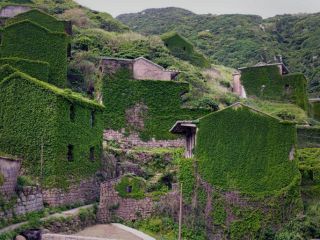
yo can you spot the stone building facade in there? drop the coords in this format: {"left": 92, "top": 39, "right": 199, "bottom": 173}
{"left": 97, "top": 178, "right": 155, "bottom": 222}
{"left": 104, "top": 129, "right": 185, "bottom": 149}
{"left": 0, "top": 156, "right": 21, "bottom": 198}
{"left": 100, "top": 57, "right": 180, "bottom": 81}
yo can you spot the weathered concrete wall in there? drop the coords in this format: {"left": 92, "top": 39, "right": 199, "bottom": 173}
{"left": 0, "top": 5, "right": 31, "bottom": 18}
{"left": 133, "top": 58, "right": 175, "bottom": 81}
{"left": 100, "top": 57, "right": 178, "bottom": 81}
{"left": 104, "top": 129, "right": 185, "bottom": 149}
{"left": 42, "top": 178, "right": 100, "bottom": 207}
{"left": 0, "top": 157, "right": 21, "bottom": 198}
{"left": 0, "top": 186, "right": 43, "bottom": 220}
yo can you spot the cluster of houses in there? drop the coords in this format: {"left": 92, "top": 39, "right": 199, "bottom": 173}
{"left": 0, "top": 4, "right": 318, "bottom": 218}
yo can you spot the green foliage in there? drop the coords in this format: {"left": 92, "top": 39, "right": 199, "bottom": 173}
{"left": 103, "top": 69, "right": 209, "bottom": 140}
{"left": 17, "top": 175, "right": 37, "bottom": 187}
{"left": 0, "top": 57, "right": 49, "bottom": 82}
{"left": 309, "top": 101, "right": 320, "bottom": 121}
{"left": 117, "top": 8, "right": 320, "bottom": 96}
{"left": 0, "top": 173, "right": 4, "bottom": 186}
{"left": 0, "top": 20, "right": 69, "bottom": 88}
{"left": 6, "top": 9, "right": 66, "bottom": 33}
{"left": 177, "top": 158, "right": 195, "bottom": 204}
{"left": 115, "top": 175, "right": 146, "bottom": 199}
{"left": 243, "top": 99, "right": 309, "bottom": 125}
{"left": 196, "top": 104, "right": 300, "bottom": 195}
{"left": 240, "top": 66, "right": 308, "bottom": 110}
{"left": 0, "top": 72, "right": 104, "bottom": 188}
{"left": 161, "top": 31, "right": 210, "bottom": 68}
{"left": 127, "top": 216, "right": 206, "bottom": 240}
{"left": 230, "top": 211, "right": 263, "bottom": 240}
{"left": 212, "top": 198, "right": 227, "bottom": 226}
{"left": 298, "top": 148, "right": 320, "bottom": 184}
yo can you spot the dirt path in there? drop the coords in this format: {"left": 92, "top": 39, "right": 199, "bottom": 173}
{"left": 75, "top": 224, "right": 143, "bottom": 240}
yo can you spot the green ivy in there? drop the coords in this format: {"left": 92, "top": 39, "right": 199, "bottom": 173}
{"left": 6, "top": 9, "right": 67, "bottom": 33}
{"left": 0, "top": 57, "right": 49, "bottom": 82}
{"left": 240, "top": 65, "right": 308, "bottom": 110}
{"left": 161, "top": 31, "right": 210, "bottom": 68}
{"left": 309, "top": 101, "right": 320, "bottom": 121}
{"left": 196, "top": 104, "right": 300, "bottom": 195}
{"left": 177, "top": 158, "right": 195, "bottom": 204}
{"left": 0, "top": 173, "right": 4, "bottom": 186}
{"left": 115, "top": 175, "right": 146, "bottom": 199}
{"left": 103, "top": 69, "right": 209, "bottom": 140}
{"left": 0, "top": 20, "right": 69, "bottom": 88}
{"left": 0, "top": 71, "right": 104, "bottom": 189}
{"left": 230, "top": 211, "right": 263, "bottom": 240}
{"left": 212, "top": 198, "right": 227, "bottom": 226}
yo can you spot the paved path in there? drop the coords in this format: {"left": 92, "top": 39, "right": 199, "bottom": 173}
{"left": 75, "top": 224, "right": 155, "bottom": 240}
{"left": 0, "top": 204, "right": 94, "bottom": 235}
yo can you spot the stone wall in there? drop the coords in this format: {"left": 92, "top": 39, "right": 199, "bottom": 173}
{"left": 104, "top": 129, "right": 185, "bottom": 149}
{"left": 0, "top": 186, "right": 43, "bottom": 219}
{"left": 100, "top": 58, "right": 133, "bottom": 76}
{"left": 0, "top": 5, "right": 31, "bottom": 18}
{"left": 42, "top": 178, "right": 100, "bottom": 207}
{"left": 0, "top": 156, "right": 21, "bottom": 198}
{"left": 42, "top": 234, "right": 105, "bottom": 240}
{"left": 97, "top": 178, "right": 155, "bottom": 222}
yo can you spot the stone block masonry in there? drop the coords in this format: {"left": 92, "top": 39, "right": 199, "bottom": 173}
{"left": 0, "top": 186, "right": 43, "bottom": 220}
{"left": 97, "top": 178, "right": 154, "bottom": 222}
{"left": 0, "top": 156, "right": 21, "bottom": 198}
{"left": 42, "top": 178, "right": 100, "bottom": 207}
{"left": 104, "top": 129, "right": 185, "bottom": 149}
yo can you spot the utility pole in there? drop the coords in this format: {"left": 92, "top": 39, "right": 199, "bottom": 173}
{"left": 40, "top": 137, "right": 44, "bottom": 181}
{"left": 178, "top": 183, "right": 183, "bottom": 240}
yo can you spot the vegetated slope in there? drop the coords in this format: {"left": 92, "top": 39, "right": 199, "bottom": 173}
{"left": 117, "top": 8, "right": 320, "bottom": 96}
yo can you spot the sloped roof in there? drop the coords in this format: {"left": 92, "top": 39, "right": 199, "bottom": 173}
{"left": 0, "top": 71, "right": 104, "bottom": 110}
{"left": 198, "top": 102, "right": 285, "bottom": 122}
{"left": 170, "top": 120, "right": 197, "bottom": 134}
{"left": 238, "top": 62, "right": 289, "bottom": 74}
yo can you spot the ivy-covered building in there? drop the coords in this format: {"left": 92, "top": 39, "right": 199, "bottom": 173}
{"left": 233, "top": 62, "right": 308, "bottom": 110}
{"left": 171, "top": 103, "right": 302, "bottom": 238}
{"left": 0, "top": 9, "right": 105, "bottom": 189}
{"left": 100, "top": 61, "right": 209, "bottom": 140}
{"left": 0, "top": 66, "right": 104, "bottom": 188}
{"left": 161, "top": 31, "right": 210, "bottom": 68}
{"left": 0, "top": 9, "right": 70, "bottom": 88}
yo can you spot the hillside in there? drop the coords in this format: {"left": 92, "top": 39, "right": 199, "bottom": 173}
{"left": 117, "top": 7, "right": 320, "bottom": 96}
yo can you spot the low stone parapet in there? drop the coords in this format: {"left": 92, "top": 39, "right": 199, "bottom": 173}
{"left": 42, "top": 234, "right": 109, "bottom": 240}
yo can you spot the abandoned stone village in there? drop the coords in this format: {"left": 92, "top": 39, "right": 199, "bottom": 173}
{"left": 0, "top": 4, "right": 320, "bottom": 240}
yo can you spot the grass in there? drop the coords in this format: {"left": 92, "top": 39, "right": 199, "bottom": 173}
{"left": 243, "top": 98, "right": 309, "bottom": 124}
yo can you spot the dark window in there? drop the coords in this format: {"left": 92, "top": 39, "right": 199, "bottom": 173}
{"left": 183, "top": 46, "right": 186, "bottom": 51}
{"left": 126, "top": 186, "right": 132, "bottom": 193}
{"left": 89, "top": 147, "right": 95, "bottom": 161}
{"left": 70, "top": 105, "right": 75, "bottom": 122}
{"left": 67, "top": 144, "right": 74, "bottom": 162}
{"left": 165, "top": 43, "right": 168, "bottom": 47}
{"left": 90, "top": 110, "right": 95, "bottom": 128}
{"left": 67, "top": 43, "right": 72, "bottom": 58}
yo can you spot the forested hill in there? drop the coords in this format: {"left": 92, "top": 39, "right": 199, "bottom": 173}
{"left": 117, "top": 7, "right": 320, "bottom": 96}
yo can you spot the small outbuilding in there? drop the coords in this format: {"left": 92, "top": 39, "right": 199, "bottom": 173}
{"left": 100, "top": 56, "right": 180, "bottom": 81}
